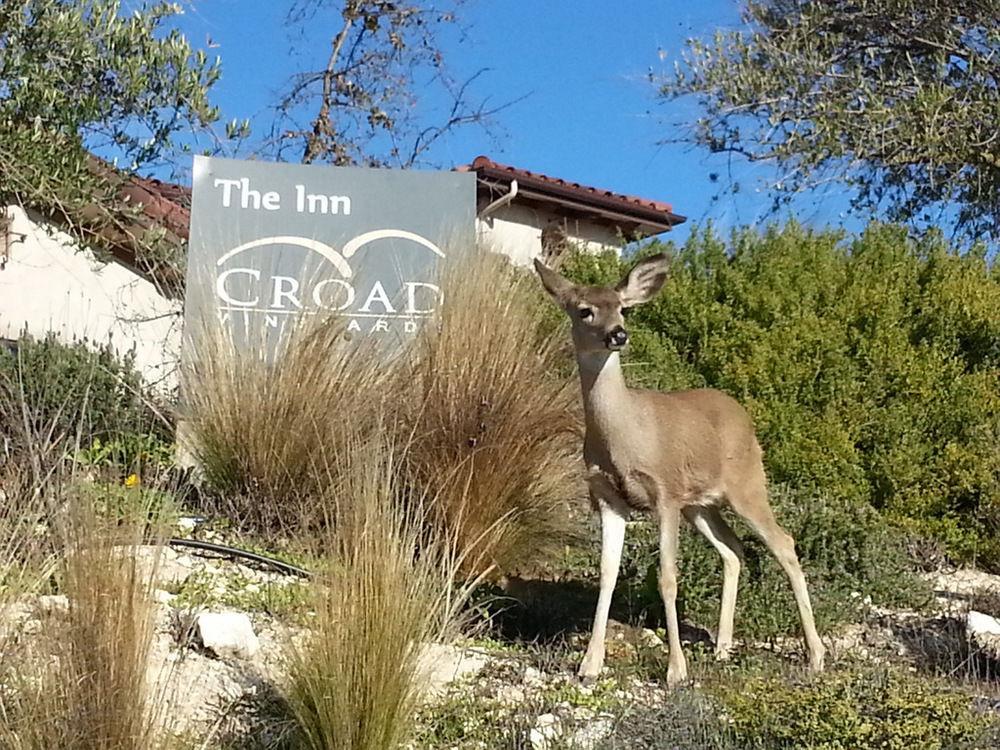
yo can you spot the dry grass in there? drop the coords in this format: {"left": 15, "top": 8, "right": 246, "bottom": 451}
{"left": 284, "top": 434, "right": 476, "bottom": 750}
{"left": 397, "top": 250, "right": 583, "bottom": 576}
{"left": 182, "top": 247, "right": 583, "bottom": 577}
{"left": 5, "top": 498, "right": 165, "bottom": 750}
{"left": 180, "top": 310, "right": 390, "bottom": 537}
{"left": 0, "top": 353, "right": 70, "bottom": 624}
{"left": 0, "top": 355, "right": 173, "bottom": 750}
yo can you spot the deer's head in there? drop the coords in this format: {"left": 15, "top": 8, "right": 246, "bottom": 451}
{"left": 533, "top": 253, "right": 669, "bottom": 354}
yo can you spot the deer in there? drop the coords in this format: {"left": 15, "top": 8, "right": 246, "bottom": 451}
{"left": 534, "top": 253, "right": 826, "bottom": 687}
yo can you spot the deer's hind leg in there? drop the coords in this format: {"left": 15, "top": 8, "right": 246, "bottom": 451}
{"left": 727, "top": 473, "right": 825, "bottom": 672}
{"left": 683, "top": 505, "right": 743, "bottom": 660}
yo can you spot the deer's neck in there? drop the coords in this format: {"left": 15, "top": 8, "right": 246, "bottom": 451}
{"left": 577, "top": 351, "right": 635, "bottom": 435}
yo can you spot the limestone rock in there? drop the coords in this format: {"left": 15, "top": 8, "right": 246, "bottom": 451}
{"left": 568, "top": 714, "right": 615, "bottom": 750}
{"left": 37, "top": 594, "right": 69, "bottom": 617}
{"left": 417, "top": 642, "right": 488, "bottom": 697}
{"left": 529, "top": 713, "right": 562, "bottom": 750}
{"left": 967, "top": 610, "right": 1000, "bottom": 639}
{"left": 967, "top": 610, "right": 1000, "bottom": 658}
{"left": 196, "top": 611, "right": 260, "bottom": 660}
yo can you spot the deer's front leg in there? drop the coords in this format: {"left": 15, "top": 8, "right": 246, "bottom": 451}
{"left": 658, "top": 505, "right": 688, "bottom": 686}
{"left": 579, "top": 472, "right": 627, "bottom": 683}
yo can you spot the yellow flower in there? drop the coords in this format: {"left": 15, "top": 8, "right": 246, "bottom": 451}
{"left": 124, "top": 474, "right": 140, "bottom": 488}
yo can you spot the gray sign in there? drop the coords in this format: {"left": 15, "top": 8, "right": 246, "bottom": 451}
{"left": 183, "top": 156, "right": 475, "bottom": 350}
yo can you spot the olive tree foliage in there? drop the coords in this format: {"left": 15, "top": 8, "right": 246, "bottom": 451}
{"left": 661, "top": 0, "right": 1000, "bottom": 243}
{"left": 0, "top": 0, "right": 222, "bottom": 281}
{"left": 273, "top": 0, "right": 508, "bottom": 167}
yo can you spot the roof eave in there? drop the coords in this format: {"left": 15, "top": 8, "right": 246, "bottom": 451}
{"left": 473, "top": 164, "right": 685, "bottom": 233}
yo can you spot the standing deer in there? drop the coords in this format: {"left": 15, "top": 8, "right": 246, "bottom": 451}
{"left": 534, "top": 253, "right": 825, "bottom": 686}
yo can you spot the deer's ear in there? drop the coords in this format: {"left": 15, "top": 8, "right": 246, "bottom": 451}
{"left": 533, "top": 258, "right": 575, "bottom": 304}
{"left": 616, "top": 253, "right": 669, "bottom": 307}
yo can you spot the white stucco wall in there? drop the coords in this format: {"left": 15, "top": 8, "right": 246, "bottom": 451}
{"left": 0, "top": 205, "right": 182, "bottom": 391}
{"left": 476, "top": 203, "right": 622, "bottom": 266}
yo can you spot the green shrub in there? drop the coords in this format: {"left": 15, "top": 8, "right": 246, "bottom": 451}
{"left": 712, "top": 666, "right": 998, "bottom": 749}
{"left": 562, "top": 222, "right": 1000, "bottom": 569}
{"left": 0, "top": 334, "right": 171, "bottom": 473}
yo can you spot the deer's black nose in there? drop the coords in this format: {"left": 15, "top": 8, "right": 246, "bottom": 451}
{"left": 606, "top": 327, "right": 628, "bottom": 349}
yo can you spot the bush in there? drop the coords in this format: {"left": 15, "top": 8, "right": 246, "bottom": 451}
{"left": 397, "top": 251, "right": 583, "bottom": 577}
{"left": 180, "top": 312, "right": 389, "bottom": 537}
{"left": 283, "top": 436, "right": 473, "bottom": 750}
{"left": 712, "top": 666, "right": 998, "bottom": 749}
{"left": 0, "top": 334, "right": 171, "bottom": 474}
{"left": 561, "top": 222, "right": 1000, "bottom": 569}
{"left": 183, "top": 249, "right": 583, "bottom": 575}
{"left": 0, "top": 487, "right": 170, "bottom": 750}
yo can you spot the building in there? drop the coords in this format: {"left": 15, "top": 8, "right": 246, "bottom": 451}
{"left": 461, "top": 155, "right": 685, "bottom": 266}
{"left": 0, "top": 157, "right": 683, "bottom": 386}
{"left": 0, "top": 172, "right": 189, "bottom": 389}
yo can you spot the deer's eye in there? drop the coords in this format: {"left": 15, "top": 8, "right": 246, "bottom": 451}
{"left": 578, "top": 308, "right": 594, "bottom": 320}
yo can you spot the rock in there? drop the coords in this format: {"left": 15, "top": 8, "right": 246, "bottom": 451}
{"left": 147, "top": 631, "right": 251, "bottom": 737}
{"left": 495, "top": 685, "right": 526, "bottom": 704}
{"left": 417, "top": 643, "right": 488, "bottom": 697}
{"left": 928, "top": 568, "right": 1000, "bottom": 615}
{"left": 37, "top": 594, "right": 69, "bottom": 617}
{"left": 568, "top": 714, "right": 615, "bottom": 750}
{"left": 0, "top": 599, "right": 37, "bottom": 639}
{"left": 523, "top": 666, "right": 545, "bottom": 687}
{"left": 176, "top": 517, "right": 200, "bottom": 534}
{"left": 529, "top": 713, "right": 562, "bottom": 750}
{"left": 965, "top": 611, "right": 1000, "bottom": 660}
{"left": 967, "top": 611, "right": 1000, "bottom": 639}
{"left": 638, "top": 627, "right": 664, "bottom": 649}
{"left": 130, "top": 545, "right": 192, "bottom": 588}
{"left": 196, "top": 612, "right": 260, "bottom": 659}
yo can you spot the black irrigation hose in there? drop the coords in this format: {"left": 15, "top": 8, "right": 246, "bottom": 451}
{"left": 166, "top": 537, "right": 313, "bottom": 579}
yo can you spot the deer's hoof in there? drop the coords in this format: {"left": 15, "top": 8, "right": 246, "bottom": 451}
{"left": 577, "top": 662, "right": 601, "bottom": 684}
{"left": 809, "top": 649, "right": 826, "bottom": 674}
{"left": 666, "top": 662, "right": 689, "bottom": 688}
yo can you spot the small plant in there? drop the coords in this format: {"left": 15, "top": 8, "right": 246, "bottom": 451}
{"left": 282, "top": 435, "right": 477, "bottom": 750}
{"left": 75, "top": 434, "right": 175, "bottom": 478}
{"left": 74, "top": 479, "right": 180, "bottom": 530}
{"left": 169, "top": 568, "right": 312, "bottom": 622}
{"left": 180, "top": 310, "right": 389, "bottom": 538}
{"left": 0, "top": 333, "right": 171, "bottom": 471}
{"left": 711, "top": 665, "right": 999, "bottom": 749}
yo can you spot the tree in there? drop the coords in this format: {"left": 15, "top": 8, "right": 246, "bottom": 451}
{"left": 0, "top": 0, "right": 223, "bottom": 282}
{"left": 272, "top": 0, "right": 508, "bottom": 167}
{"left": 660, "top": 0, "right": 1000, "bottom": 243}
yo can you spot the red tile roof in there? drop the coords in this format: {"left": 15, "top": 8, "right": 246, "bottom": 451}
{"left": 80, "top": 159, "right": 191, "bottom": 295}
{"left": 121, "top": 174, "right": 192, "bottom": 242}
{"left": 460, "top": 155, "right": 685, "bottom": 233}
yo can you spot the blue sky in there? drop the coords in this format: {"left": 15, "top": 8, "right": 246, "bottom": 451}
{"left": 172, "top": 0, "right": 862, "bottom": 245}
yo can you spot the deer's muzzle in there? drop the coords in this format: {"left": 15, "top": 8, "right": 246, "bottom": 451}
{"left": 605, "top": 327, "right": 628, "bottom": 350}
